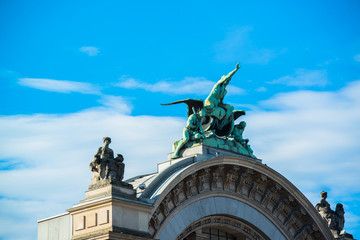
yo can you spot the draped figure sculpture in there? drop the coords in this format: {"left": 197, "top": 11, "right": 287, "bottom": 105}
{"left": 315, "top": 191, "right": 345, "bottom": 237}
{"left": 89, "top": 137, "right": 125, "bottom": 184}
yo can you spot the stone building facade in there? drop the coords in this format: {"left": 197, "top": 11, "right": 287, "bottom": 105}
{"left": 38, "top": 65, "right": 355, "bottom": 239}
{"left": 38, "top": 144, "right": 353, "bottom": 240}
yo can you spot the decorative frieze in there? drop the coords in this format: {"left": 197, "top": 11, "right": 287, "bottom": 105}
{"left": 162, "top": 194, "right": 174, "bottom": 216}
{"left": 185, "top": 174, "right": 198, "bottom": 197}
{"left": 149, "top": 164, "right": 326, "bottom": 240}
{"left": 173, "top": 181, "right": 186, "bottom": 206}
{"left": 211, "top": 165, "right": 224, "bottom": 190}
{"left": 224, "top": 166, "right": 239, "bottom": 192}
{"left": 198, "top": 167, "right": 211, "bottom": 192}
{"left": 248, "top": 174, "right": 268, "bottom": 202}
{"left": 236, "top": 169, "right": 254, "bottom": 196}
{"left": 261, "top": 183, "right": 282, "bottom": 212}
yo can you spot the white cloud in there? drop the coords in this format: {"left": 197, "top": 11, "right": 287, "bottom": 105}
{"left": 243, "top": 81, "right": 360, "bottom": 233}
{"left": 18, "top": 78, "right": 101, "bottom": 94}
{"left": 214, "top": 26, "right": 280, "bottom": 65}
{"left": 354, "top": 54, "right": 360, "bottom": 62}
{"left": 80, "top": 46, "right": 99, "bottom": 56}
{"left": 269, "top": 69, "right": 329, "bottom": 87}
{"left": 1, "top": 81, "right": 360, "bottom": 238}
{"left": 255, "top": 86, "right": 267, "bottom": 92}
{"left": 97, "top": 95, "right": 133, "bottom": 114}
{"left": 0, "top": 108, "right": 185, "bottom": 239}
{"left": 245, "top": 80, "right": 360, "bottom": 200}
{"left": 116, "top": 76, "right": 245, "bottom": 96}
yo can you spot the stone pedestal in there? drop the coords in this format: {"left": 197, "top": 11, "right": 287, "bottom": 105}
{"left": 337, "top": 232, "right": 355, "bottom": 240}
{"left": 67, "top": 181, "right": 153, "bottom": 240}
{"left": 159, "top": 144, "right": 261, "bottom": 172}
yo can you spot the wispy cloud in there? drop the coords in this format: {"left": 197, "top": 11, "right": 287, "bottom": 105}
{"left": 18, "top": 78, "right": 101, "bottom": 94}
{"left": 97, "top": 95, "right": 133, "bottom": 114}
{"left": 0, "top": 107, "right": 184, "bottom": 239}
{"left": 317, "top": 57, "right": 339, "bottom": 67}
{"left": 214, "top": 26, "right": 282, "bottom": 65}
{"left": 354, "top": 54, "right": 360, "bottom": 62}
{"left": 246, "top": 80, "right": 360, "bottom": 194}
{"left": 269, "top": 69, "right": 329, "bottom": 87}
{"left": 116, "top": 76, "right": 245, "bottom": 96}
{"left": 245, "top": 80, "right": 360, "bottom": 232}
{"left": 80, "top": 46, "right": 99, "bottom": 56}
{"left": 255, "top": 86, "right": 267, "bottom": 92}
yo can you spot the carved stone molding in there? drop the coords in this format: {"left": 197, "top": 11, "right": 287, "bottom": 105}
{"left": 148, "top": 160, "right": 333, "bottom": 240}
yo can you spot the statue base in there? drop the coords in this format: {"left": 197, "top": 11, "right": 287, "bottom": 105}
{"left": 336, "top": 231, "right": 354, "bottom": 239}
{"left": 67, "top": 179, "right": 152, "bottom": 240}
{"left": 85, "top": 179, "right": 135, "bottom": 202}
{"left": 172, "top": 133, "right": 256, "bottom": 160}
{"left": 163, "top": 144, "right": 261, "bottom": 172}
{"left": 89, "top": 178, "right": 132, "bottom": 190}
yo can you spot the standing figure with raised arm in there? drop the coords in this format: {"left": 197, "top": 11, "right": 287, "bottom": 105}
{"left": 204, "top": 63, "right": 240, "bottom": 132}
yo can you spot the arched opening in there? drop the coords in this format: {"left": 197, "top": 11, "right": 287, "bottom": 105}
{"left": 177, "top": 214, "right": 271, "bottom": 240}
{"left": 185, "top": 227, "right": 238, "bottom": 240}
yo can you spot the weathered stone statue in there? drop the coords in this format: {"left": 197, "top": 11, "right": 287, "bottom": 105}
{"left": 89, "top": 137, "right": 125, "bottom": 184}
{"left": 162, "top": 63, "right": 255, "bottom": 159}
{"left": 315, "top": 191, "right": 346, "bottom": 238}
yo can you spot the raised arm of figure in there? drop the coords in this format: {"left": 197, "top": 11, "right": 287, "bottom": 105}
{"left": 219, "top": 63, "right": 241, "bottom": 86}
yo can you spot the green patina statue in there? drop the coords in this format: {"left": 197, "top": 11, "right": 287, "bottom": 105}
{"left": 172, "top": 108, "right": 206, "bottom": 158}
{"left": 163, "top": 63, "right": 255, "bottom": 159}
{"left": 232, "top": 121, "right": 253, "bottom": 155}
{"left": 203, "top": 63, "right": 239, "bottom": 133}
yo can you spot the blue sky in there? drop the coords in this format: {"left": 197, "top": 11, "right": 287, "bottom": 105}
{"left": 1, "top": 1, "right": 360, "bottom": 239}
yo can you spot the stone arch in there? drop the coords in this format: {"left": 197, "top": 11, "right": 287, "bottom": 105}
{"left": 158, "top": 196, "right": 285, "bottom": 240}
{"left": 176, "top": 214, "right": 272, "bottom": 240}
{"left": 148, "top": 156, "right": 334, "bottom": 240}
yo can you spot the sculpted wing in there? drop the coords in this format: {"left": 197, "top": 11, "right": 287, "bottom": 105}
{"left": 233, "top": 110, "right": 246, "bottom": 120}
{"left": 161, "top": 99, "right": 204, "bottom": 116}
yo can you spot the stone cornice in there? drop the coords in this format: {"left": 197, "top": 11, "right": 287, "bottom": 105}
{"left": 68, "top": 195, "right": 152, "bottom": 214}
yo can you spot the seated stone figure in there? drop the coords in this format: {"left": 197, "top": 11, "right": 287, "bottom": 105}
{"left": 232, "top": 121, "right": 249, "bottom": 145}
{"left": 315, "top": 191, "right": 345, "bottom": 237}
{"left": 89, "top": 137, "right": 125, "bottom": 183}
{"left": 112, "top": 154, "right": 125, "bottom": 182}
{"left": 172, "top": 109, "right": 206, "bottom": 159}
{"left": 232, "top": 121, "right": 253, "bottom": 154}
